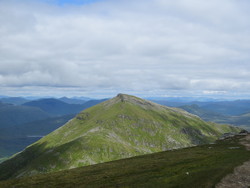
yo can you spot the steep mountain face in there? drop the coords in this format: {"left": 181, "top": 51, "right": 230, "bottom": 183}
{"left": 0, "top": 94, "right": 240, "bottom": 180}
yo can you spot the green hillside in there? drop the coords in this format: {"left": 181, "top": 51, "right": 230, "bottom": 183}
{"left": 0, "top": 135, "right": 249, "bottom": 188}
{"left": 0, "top": 94, "right": 240, "bottom": 180}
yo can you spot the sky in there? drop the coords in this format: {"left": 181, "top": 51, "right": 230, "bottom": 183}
{"left": 0, "top": 0, "right": 250, "bottom": 98}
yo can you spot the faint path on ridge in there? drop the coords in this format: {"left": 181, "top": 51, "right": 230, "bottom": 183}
{"left": 216, "top": 134, "right": 250, "bottom": 188}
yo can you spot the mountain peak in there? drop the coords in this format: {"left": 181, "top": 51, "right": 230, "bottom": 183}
{"left": 116, "top": 93, "right": 136, "bottom": 102}
{"left": 0, "top": 94, "right": 240, "bottom": 180}
{"left": 116, "top": 93, "right": 126, "bottom": 102}
{"left": 113, "top": 93, "right": 155, "bottom": 107}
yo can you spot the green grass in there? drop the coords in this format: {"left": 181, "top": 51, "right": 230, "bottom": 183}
{"left": 0, "top": 135, "right": 249, "bottom": 188}
{"left": 0, "top": 94, "right": 241, "bottom": 180}
{"left": 0, "top": 158, "right": 8, "bottom": 164}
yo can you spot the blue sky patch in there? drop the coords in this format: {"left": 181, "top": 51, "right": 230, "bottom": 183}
{"left": 43, "top": 0, "right": 102, "bottom": 6}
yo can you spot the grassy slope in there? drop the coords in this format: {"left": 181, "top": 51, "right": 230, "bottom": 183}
{"left": 0, "top": 94, "right": 240, "bottom": 180}
{"left": 0, "top": 135, "right": 249, "bottom": 188}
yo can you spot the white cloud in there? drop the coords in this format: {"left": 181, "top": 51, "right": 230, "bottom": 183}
{"left": 0, "top": 0, "right": 250, "bottom": 97}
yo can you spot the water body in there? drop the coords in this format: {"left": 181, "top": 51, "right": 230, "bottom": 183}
{"left": 26, "top": 135, "right": 44, "bottom": 138}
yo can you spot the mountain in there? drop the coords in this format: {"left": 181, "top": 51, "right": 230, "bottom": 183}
{"left": 228, "top": 113, "right": 250, "bottom": 130}
{"left": 0, "top": 102, "right": 8, "bottom": 108}
{"left": 22, "top": 98, "right": 86, "bottom": 116}
{"left": 200, "top": 100, "right": 250, "bottom": 116}
{"left": 72, "top": 96, "right": 92, "bottom": 101}
{"left": 23, "top": 98, "right": 106, "bottom": 116}
{"left": 0, "top": 98, "right": 105, "bottom": 161}
{"left": 58, "top": 97, "right": 86, "bottom": 104}
{"left": 12, "top": 114, "right": 75, "bottom": 136}
{"left": 150, "top": 99, "right": 250, "bottom": 116}
{"left": 0, "top": 97, "right": 30, "bottom": 105}
{"left": 0, "top": 115, "right": 74, "bottom": 159}
{"left": 0, "top": 94, "right": 240, "bottom": 180}
{"left": 81, "top": 98, "right": 108, "bottom": 108}
{"left": 180, "top": 104, "right": 229, "bottom": 123}
{"left": 0, "top": 134, "right": 249, "bottom": 188}
{"left": 0, "top": 103, "right": 50, "bottom": 128}
{"left": 180, "top": 104, "right": 250, "bottom": 130}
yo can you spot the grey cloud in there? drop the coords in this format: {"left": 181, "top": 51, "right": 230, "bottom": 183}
{"left": 0, "top": 0, "right": 250, "bottom": 97}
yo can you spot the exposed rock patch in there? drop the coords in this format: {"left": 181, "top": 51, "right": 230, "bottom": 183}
{"left": 216, "top": 134, "right": 250, "bottom": 188}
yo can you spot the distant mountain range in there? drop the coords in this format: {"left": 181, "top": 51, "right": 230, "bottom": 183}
{"left": 153, "top": 99, "right": 250, "bottom": 116}
{"left": 22, "top": 98, "right": 86, "bottom": 116}
{"left": 1, "top": 94, "right": 250, "bottom": 166}
{"left": 152, "top": 99, "right": 250, "bottom": 130}
{"left": 0, "top": 94, "right": 239, "bottom": 180}
{"left": 199, "top": 100, "right": 250, "bottom": 116}
{"left": 0, "top": 103, "right": 50, "bottom": 128}
{"left": 58, "top": 97, "right": 86, "bottom": 104}
{"left": 0, "top": 98, "right": 107, "bottom": 160}
{"left": 0, "top": 97, "right": 30, "bottom": 105}
{"left": 180, "top": 104, "right": 250, "bottom": 130}
{"left": 0, "top": 96, "right": 94, "bottom": 105}
{"left": 0, "top": 115, "right": 74, "bottom": 158}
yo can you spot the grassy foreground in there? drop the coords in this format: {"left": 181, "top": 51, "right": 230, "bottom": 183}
{"left": 0, "top": 135, "right": 249, "bottom": 188}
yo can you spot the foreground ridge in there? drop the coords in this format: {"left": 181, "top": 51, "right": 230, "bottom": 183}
{"left": 0, "top": 134, "right": 249, "bottom": 188}
{"left": 216, "top": 134, "right": 250, "bottom": 188}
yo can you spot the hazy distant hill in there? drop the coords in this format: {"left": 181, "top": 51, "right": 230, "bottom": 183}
{"left": 199, "top": 100, "right": 250, "bottom": 116}
{"left": 152, "top": 99, "right": 250, "bottom": 116}
{"left": 58, "top": 97, "right": 86, "bottom": 104}
{"left": 0, "top": 94, "right": 239, "bottom": 179}
{"left": 22, "top": 98, "right": 85, "bottom": 116}
{"left": 180, "top": 104, "right": 229, "bottom": 123}
{"left": 0, "top": 102, "right": 8, "bottom": 108}
{"left": 0, "top": 103, "right": 50, "bottom": 128}
{"left": 180, "top": 104, "right": 250, "bottom": 130}
{"left": 0, "top": 98, "right": 106, "bottom": 161}
{"left": 0, "top": 97, "right": 30, "bottom": 105}
{"left": 0, "top": 115, "right": 74, "bottom": 158}
{"left": 81, "top": 98, "right": 108, "bottom": 108}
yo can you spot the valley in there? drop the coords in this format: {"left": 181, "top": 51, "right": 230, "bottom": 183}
{"left": 0, "top": 97, "right": 106, "bottom": 161}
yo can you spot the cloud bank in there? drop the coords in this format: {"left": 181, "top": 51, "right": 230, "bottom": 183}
{"left": 0, "top": 0, "right": 250, "bottom": 97}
